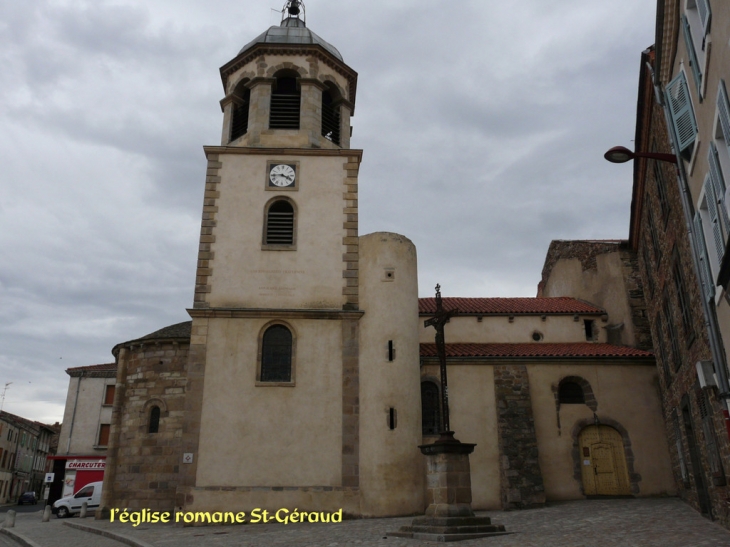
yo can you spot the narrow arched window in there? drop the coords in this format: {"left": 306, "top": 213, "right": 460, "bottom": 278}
{"left": 270, "top": 75, "right": 300, "bottom": 129}
{"left": 321, "top": 88, "right": 340, "bottom": 145}
{"left": 559, "top": 382, "right": 585, "bottom": 404}
{"left": 265, "top": 200, "right": 295, "bottom": 246}
{"left": 421, "top": 381, "right": 441, "bottom": 435}
{"left": 230, "top": 85, "right": 251, "bottom": 141}
{"left": 148, "top": 406, "right": 160, "bottom": 433}
{"left": 261, "top": 326, "right": 293, "bottom": 382}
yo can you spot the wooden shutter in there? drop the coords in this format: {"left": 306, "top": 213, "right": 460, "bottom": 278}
{"left": 681, "top": 15, "right": 702, "bottom": 94}
{"left": 718, "top": 81, "right": 730, "bottom": 151}
{"left": 704, "top": 176, "right": 725, "bottom": 263}
{"left": 666, "top": 72, "right": 698, "bottom": 153}
{"left": 98, "top": 424, "right": 110, "bottom": 446}
{"left": 708, "top": 142, "right": 730, "bottom": 235}
{"left": 694, "top": 211, "right": 717, "bottom": 301}
{"left": 697, "top": 0, "right": 711, "bottom": 35}
{"left": 104, "top": 385, "right": 115, "bottom": 405}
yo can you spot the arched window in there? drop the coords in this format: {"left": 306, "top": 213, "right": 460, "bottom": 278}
{"left": 321, "top": 85, "right": 341, "bottom": 145}
{"left": 264, "top": 200, "right": 295, "bottom": 246}
{"left": 559, "top": 381, "right": 585, "bottom": 404}
{"left": 261, "top": 325, "right": 293, "bottom": 382}
{"left": 230, "top": 81, "right": 251, "bottom": 141}
{"left": 421, "top": 381, "right": 441, "bottom": 435}
{"left": 269, "top": 75, "right": 300, "bottom": 129}
{"left": 148, "top": 406, "right": 160, "bottom": 434}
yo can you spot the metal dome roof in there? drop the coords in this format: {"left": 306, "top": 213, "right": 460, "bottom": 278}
{"left": 238, "top": 17, "right": 343, "bottom": 61}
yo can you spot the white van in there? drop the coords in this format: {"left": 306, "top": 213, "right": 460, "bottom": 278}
{"left": 52, "top": 481, "right": 103, "bottom": 518}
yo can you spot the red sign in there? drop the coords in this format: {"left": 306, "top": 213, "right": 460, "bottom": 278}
{"left": 66, "top": 461, "right": 105, "bottom": 470}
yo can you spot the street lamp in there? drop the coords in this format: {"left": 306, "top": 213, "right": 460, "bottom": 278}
{"left": 604, "top": 145, "right": 677, "bottom": 164}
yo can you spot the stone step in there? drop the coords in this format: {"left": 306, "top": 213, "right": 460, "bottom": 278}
{"left": 410, "top": 524, "right": 506, "bottom": 535}
{"left": 411, "top": 516, "right": 494, "bottom": 527}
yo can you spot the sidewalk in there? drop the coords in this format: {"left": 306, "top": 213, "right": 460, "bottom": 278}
{"left": 4, "top": 498, "right": 730, "bottom": 547}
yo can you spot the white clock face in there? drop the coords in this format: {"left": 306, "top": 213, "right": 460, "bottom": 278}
{"left": 269, "top": 164, "right": 296, "bottom": 187}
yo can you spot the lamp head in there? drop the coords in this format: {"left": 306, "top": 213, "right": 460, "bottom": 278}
{"left": 604, "top": 146, "right": 635, "bottom": 164}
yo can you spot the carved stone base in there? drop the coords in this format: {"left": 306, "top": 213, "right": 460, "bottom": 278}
{"left": 389, "top": 515, "right": 509, "bottom": 542}
{"left": 389, "top": 433, "right": 508, "bottom": 542}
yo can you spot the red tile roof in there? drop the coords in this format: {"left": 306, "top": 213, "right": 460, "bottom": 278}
{"left": 418, "top": 297, "right": 604, "bottom": 315}
{"left": 420, "top": 343, "right": 653, "bottom": 359}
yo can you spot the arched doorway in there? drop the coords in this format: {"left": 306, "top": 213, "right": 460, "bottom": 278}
{"left": 579, "top": 425, "right": 631, "bottom": 496}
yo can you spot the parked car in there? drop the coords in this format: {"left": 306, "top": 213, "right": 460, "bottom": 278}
{"left": 52, "top": 481, "right": 103, "bottom": 518}
{"left": 17, "top": 491, "right": 37, "bottom": 505}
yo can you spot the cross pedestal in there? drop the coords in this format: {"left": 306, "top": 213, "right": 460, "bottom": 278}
{"left": 389, "top": 435, "right": 508, "bottom": 542}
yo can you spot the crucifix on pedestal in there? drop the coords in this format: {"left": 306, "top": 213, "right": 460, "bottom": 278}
{"left": 389, "top": 284, "right": 507, "bottom": 541}
{"left": 423, "top": 284, "right": 459, "bottom": 442}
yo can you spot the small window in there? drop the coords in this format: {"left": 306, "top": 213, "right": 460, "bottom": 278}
{"left": 264, "top": 200, "right": 295, "bottom": 246}
{"left": 260, "top": 325, "right": 293, "bottom": 383}
{"left": 103, "top": 385, "right": 115, "bottom": 406}
{"left": 584, "top": 320, "right": 594, "bottom": 341}
{"left": 97, "top": 424, "right": 110, "bottom": 447}
{"left": 558, "top": 382, "right": 585, "bottom": 404}
{"left": 148, "top": 406, "right": 161, "bottom": 434}
{"left": 421, "top": 381, "right": 441, "bottom": 435}
{"left": 269, "top": 75, "right": 300, "bottom": 129}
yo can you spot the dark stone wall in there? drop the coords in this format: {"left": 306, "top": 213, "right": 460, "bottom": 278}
{"left": 494, "top": 364, "right": 545, "bottom": 509}
{"left": 109, "top": 342, "right": 188, "bottom": 511}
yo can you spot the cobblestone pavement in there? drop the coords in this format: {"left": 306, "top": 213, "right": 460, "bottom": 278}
{"left": 5, "top": 498, "right": 730, "bottom": 547}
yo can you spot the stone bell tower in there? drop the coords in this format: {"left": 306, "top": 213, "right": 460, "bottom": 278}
{"left": 175, "top": 0, "right": 371, "bottom": 515}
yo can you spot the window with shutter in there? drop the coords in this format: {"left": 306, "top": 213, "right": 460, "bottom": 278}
{"left": 269, "top": 75, "right": 300, "bottom": 130}
{"left": 708, "top": 142, "right": 730, "bottom": 234}
{"left": 703, "top": 176, "right": 725, "bottom": 264}
{"left": 321, "top": 87, "right": 341, "bottom": 145}
{"left": 681, "top": 15, "right": 702, "bottom": 95}
{"left": 672, "top": 253, "right": 694, "bottom": 345}
{"left": 694, "top": 212, "right": 717, "bottom": 301}
{"left": 717, "top": 81, "right": 730, "bottom": 151}
{"left": 264, "top": 199, "right": 295, "bottom": 248}
{"left": 666, "top": 72, "right": 698, "bottom": 157}
{"left": 230, "top": 85, "right": 251, "bottom": 142}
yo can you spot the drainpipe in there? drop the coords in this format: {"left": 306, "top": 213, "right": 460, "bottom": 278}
{"left": 65, "top": 371, "right": 85, "bottom": 454}
{"left": 648, "top": 61, "right": 730, "bottom": 433}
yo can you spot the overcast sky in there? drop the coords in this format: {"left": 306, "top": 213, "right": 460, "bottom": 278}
{"left": 0, "top": 0, "right": 656, "bottom": 423}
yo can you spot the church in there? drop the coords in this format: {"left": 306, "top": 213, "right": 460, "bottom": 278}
{"left": 98, "top": 1, "right": 676, "bottom": 518}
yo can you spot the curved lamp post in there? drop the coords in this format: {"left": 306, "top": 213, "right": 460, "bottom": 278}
{"left": 604, "top": 145, "right": 677, "bottom": 164}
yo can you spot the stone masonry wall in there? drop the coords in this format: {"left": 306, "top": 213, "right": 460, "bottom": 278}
{"left": 112, "top": 342, "right": 188, "bottom": 511}
{"left": 494, "top": 364, "right": 546, "bottom": 509}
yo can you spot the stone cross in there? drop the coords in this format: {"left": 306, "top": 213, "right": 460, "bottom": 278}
{"left": 424, "top": 284, "right": 458, "bottom": 435}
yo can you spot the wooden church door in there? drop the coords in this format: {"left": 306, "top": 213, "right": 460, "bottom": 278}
{"left": 579, "top": 425, "right": 631, "bottom": 496}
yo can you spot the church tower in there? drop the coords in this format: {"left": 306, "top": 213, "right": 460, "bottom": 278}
{"left": 176, "top": 1, "right": 424, "bottom": 516}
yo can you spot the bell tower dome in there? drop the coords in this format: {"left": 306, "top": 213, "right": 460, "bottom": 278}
{"left": 218, "top": 0, "right": 357, "bottom": 149}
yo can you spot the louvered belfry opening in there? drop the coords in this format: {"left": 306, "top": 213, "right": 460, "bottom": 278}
{"left": 321, "top": 89, "right": 340, "bottom": 145}
{"left": 266, "top": 200, "right": 294, "bottom": 245}
{"left": 230, "top": 85, "right": 251, "bottom": 141}
{"left": 269, "top": 76, "right": 301, "bottom": 129}
{"left": 261, "top": 325, "right": 293, "bottom": 382}
{"left": 421, "top": 381, "right": 441, "bottom": 435}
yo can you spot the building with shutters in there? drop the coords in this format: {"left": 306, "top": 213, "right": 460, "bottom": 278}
{"left": 610, "top": 0, "right": 730, "bottom": 528}
{"left": 87, "top": 1, "right": 679, "bottom": 519}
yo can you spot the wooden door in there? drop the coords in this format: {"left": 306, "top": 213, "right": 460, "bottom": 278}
{"left": 579, "top": 425, "right": 631, "bottom": 496}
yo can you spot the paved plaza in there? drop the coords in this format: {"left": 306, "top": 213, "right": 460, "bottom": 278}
{"left": 2, "top": 498, "right": 730, "bottom": 547}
